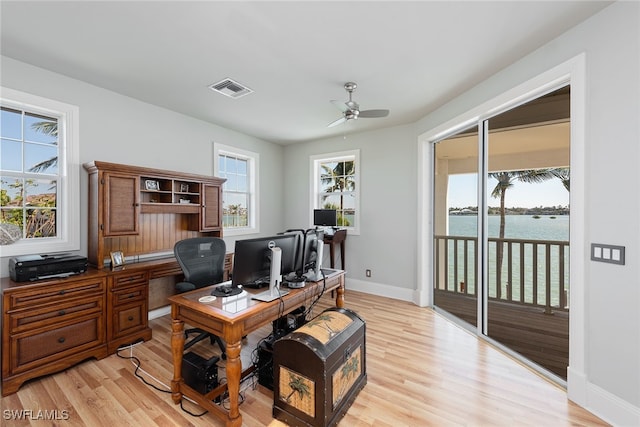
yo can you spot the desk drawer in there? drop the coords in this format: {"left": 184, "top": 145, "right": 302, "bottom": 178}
{"left": 9, "top": 295, "right": 104, "bottom": 333}
{"left": 112, "top": 286, "right": 146, "bottom": 306}
{"left": 149, "top": 262, "right": 183, "bottom": 279}
{"left": 7, "top": 278, "right": 105, "bottom": 310}
{"left": 12, "top": 316, "right": 102, "bottom": 372}
{"left": 111, "top": 271, "right": 148, "bottom": 289}
{"left": 111, "top": 301, "right": 147, "bottom": 339}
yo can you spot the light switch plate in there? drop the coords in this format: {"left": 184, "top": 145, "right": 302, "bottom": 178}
{"left": 591, "top": 243, "right": 625, "bottom": 265}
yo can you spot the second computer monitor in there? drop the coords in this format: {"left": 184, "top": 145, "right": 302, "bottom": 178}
{"left": 231, "top": 234, "right": 298, "bottom": 287}
{"left": 313, "top": 209, "right": 337, "bottom": 227}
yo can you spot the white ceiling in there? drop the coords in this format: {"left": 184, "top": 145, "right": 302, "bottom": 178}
{"left": 0, "top": 1, "right": 611, "bottom": 145}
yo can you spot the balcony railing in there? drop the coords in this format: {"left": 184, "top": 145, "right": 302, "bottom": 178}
{"left": 434, "top": 235, "right": 570, "bottom": 314}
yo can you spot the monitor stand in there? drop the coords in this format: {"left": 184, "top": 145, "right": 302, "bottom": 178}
{"left": 252, "top": 287, "right": 290, "bottom": 302}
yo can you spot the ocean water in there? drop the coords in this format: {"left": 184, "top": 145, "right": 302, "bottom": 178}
{"left": 449, "top": 214, "right": 569, "bottom": 241}
{"left": 444, "top": 214, "right": 570, "bottom": 306}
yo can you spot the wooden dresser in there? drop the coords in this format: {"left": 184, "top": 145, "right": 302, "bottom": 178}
{"left": 1, "top": 270, "right": 108, "bottom": 396}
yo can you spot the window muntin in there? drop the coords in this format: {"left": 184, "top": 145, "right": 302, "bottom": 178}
{"left": 214, "top": 144, "right": 259, "bottom": 236}
{"left": 0, "top": 88, "right": 80, "bottom": 257}
{"left": 312, "top": 150, "right": 360, "bottom": 234}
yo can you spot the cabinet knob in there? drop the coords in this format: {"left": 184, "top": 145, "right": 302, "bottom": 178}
{"left": 128, "top": 293, "right": 135, "bottom": 298}
{"left": 59, "top": 290, "right": 66, "bottom": 295}
{"left": 58, "top": 310, "right": 66, "bottom": 316}
{"left": 128, "top": 316, "right": 134, "bottom": 321}
{"left": 58, "top": 337, "right": 65, "bottom": 343}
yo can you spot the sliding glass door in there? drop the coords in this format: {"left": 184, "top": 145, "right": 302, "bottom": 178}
{"left": 433, "top": 86, "right": 571, "bottom": 380}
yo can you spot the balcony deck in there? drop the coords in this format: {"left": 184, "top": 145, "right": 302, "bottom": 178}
{"left": 435, "top": 290, "right": 569, "bottom": 379}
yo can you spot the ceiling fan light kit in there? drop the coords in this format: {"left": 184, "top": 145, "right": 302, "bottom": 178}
{"left": 328, "top": 82, "right": 390, "bottom": 127}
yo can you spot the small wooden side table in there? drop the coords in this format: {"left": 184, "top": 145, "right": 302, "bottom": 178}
{"left": 324, "top": 229, "right": 347, "bottom": 270}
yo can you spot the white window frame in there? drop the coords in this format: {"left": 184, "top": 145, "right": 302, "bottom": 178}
{"left": 213, "top": 143, "right": 259, "bottom": 236}
{"left": 1, "top": 87, "right": 80, "bottom": 257}
{"left": 310, "top": 149, "right": 360, "bottom": 235}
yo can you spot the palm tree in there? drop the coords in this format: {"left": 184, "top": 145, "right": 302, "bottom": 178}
{"left": 285, "top": 373, "right": 311, "bottom": 404}
{"left": 551, "top": 167, "right": 570, "bottom": 191}
{"left": 28, "top": 120, "right": 59, "bottom": 173}
{"left": 488, "top": 169, "right": 560, "bottom": 286}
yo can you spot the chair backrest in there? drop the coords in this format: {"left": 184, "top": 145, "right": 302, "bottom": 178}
{"left": 174, "top": 237, "right": 226, "bottom": 288}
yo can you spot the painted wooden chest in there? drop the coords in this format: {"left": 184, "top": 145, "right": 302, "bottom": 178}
{"left": 273, "top": 307, "right": 366, "bottom": 427}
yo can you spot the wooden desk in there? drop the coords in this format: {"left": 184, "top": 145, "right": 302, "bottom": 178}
{"left": 168, "top": 270, "right": 345, "bottom": 427}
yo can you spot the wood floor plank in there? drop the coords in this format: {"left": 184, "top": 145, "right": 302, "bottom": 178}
{"left": 1, "top": 291, "right": 608, "bottom": 426}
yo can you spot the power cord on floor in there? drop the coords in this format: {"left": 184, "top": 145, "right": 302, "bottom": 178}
{"left": 116, "top": 341, "right": 171, "bottom": 394}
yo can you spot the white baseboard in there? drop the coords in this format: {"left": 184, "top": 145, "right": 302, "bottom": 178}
{"left": 149, "top": 305, "right": 170, "bottom": 320}
{"left": 345, "top": 277, "right": 415, "bottom": 303}
{"left": 585, "top": 381, "right": 640, "bottom": 427}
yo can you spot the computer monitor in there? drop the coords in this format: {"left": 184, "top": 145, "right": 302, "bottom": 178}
{"left": 313, "top": 209, "right": 337, "bottom": 227}
{"left": 300, "top": 229, "right": 323, "bottom": 275}
{"left": 231, "top": 234, "right": 298, "bottom": 288}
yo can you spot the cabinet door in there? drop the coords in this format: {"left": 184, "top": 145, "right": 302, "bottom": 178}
{"left": 103, "top": 173, "right": 139, "bottom": 236}
{"left": 201, "top": 183, "right": 222, "bottom": 231}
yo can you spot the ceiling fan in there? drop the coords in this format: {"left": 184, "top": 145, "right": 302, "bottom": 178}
{"left": 328, "top": 82, "right": 390, "bottom": 127}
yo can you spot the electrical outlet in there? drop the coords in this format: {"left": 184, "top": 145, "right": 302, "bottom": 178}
{"left": 365, "top": 269, "right": 371, "bottom": 277}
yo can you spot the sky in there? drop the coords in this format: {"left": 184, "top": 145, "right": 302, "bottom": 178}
{"left": 448, "top": 173, "right": 569, "bottom": 209}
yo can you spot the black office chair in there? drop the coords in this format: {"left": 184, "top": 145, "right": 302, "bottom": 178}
{"left": 174, "top": 237, "right": 227, "bottom": 359}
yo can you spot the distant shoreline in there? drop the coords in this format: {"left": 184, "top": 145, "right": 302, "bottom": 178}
{"left": 450, "top": 207, "right": 569, "bottom": 216}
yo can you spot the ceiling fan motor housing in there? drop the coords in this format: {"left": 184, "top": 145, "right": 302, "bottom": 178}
{"left": 344, "top": 82, "right": 357, "bottom": 92}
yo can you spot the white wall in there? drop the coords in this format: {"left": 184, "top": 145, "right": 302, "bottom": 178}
{"left": 284, "top": 2, "right": 640, "bottom": 425}
{"left": 283, "top": 124, "right": 417, "bottom": 301}
{"left": 0, "top": 56, "right": 286, "bottom": 272}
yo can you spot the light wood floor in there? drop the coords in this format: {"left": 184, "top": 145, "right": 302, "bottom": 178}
{"left": 1, "top": 290, "right": 608, "bottom": 426}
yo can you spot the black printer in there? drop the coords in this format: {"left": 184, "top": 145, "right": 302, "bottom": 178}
{"left": 9, "top": 254, "right": 88, "bottom": 282}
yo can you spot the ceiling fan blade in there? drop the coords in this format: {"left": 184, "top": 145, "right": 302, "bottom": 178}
{"left": 358, "top": 109, "right": 389, "bottom": 118}
{"left": 328, "top": 116, "right": 347, "bottom": 128}
{"left": 330, "top": 100, "right": 348, "bottom": 112}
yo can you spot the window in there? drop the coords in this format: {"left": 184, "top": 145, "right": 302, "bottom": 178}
{"left": 213, "top": 143, "right": 259, "bottom": 236}
{"left": 311, "top": 150, "right": 360, "bottom": 234}
{"left": 0, "top": 87, "right": 80, "bottom": 257}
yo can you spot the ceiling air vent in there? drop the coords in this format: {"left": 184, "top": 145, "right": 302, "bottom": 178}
{"left": 209, "top": 78, "right": 253, "bottom": 99}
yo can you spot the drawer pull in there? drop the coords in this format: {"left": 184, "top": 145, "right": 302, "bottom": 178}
{"left": 128, "top": 316, "right": 134, "bottom": 321}
{"left": 59, "top": 290, "right": 66, "bottom": 295}
{"left": 128, "top": 293, "right": 135, "bottom": 299}
{"left": 58, "top": 337, "right": 66, "bottom": 344}
{"left": 58, "top": 310, "right": 66, "bottom": 316}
